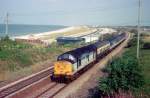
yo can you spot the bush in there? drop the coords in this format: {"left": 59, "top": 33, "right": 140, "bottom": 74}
{"left": 1, "top": 36, "right": 10, "bottom": 41}
{"left": 126, "top": 38, "right": 137, "bottom": 48}
{"left": 143, "top": 43, "right": 150, "bottom": 49}
{"left": 98, "top": 55, "right": 145, "bottom": 96}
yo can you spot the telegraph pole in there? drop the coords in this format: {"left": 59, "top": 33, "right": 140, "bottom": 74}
{"left": 90, "top": 33, "right": 92, "bottom": 43}
{"left": 137, "top": 0, "right": 141, "bottom": 59}
{"left": 98, "top": 28, "right": 103, "bottom": 41}
{"left": 5, "top": 12, "right": 9, "bottom": 36}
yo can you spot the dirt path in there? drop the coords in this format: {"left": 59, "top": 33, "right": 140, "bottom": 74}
{"left": 54, "top": 33, "right": 130, "bottom": 98}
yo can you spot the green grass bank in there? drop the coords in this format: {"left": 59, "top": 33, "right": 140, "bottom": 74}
{"left": 0, "top": 36, "right": 83, "bottom": 82}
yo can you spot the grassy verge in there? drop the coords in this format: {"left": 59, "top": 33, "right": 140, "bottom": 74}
{"left": 0, "top": 36, "right": 83, "bottom": 82}
{"left": 139, "top": 33, "right": 150, "bottom": 95}
{"left": 96, "top": 34, "right": 150, "bottom": 97}
{"left": 124, "top": 38, "right": 150, "bottom": 97}
{"left": 139, "top": 43, "right": 150, "bottom": 96}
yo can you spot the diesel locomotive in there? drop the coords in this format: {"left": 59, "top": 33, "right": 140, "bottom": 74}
{"left": 51, "top": 33, "right": 127, "bottom": 82}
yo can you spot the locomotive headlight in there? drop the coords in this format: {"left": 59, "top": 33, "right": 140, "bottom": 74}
{"left": 66, "top": 72, "right": 72, "bottom": 75}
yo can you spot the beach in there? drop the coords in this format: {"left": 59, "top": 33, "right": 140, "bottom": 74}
{"left": 14, "top": 26, "right": 97, "bottom": 45}
{"left": 0, "top": 24, "right": 66, "bottom": 37}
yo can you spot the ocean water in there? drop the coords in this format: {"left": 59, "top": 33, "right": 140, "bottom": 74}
{"left": 0, "top": 24, "right": 66, "bottom": 37}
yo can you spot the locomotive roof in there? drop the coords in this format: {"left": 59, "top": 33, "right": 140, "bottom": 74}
{"left": 64, "top": 44, "right": 96, "bottom": 58}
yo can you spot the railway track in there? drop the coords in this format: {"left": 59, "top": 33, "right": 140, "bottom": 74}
{"left": 37, "top": 83, "right": 66, "bottom": 98}
{"left": 0, "top": 64, "right": 67, "bottom": 98}
{"left": 0, "top": 66, "right": 53, "bottom": 98}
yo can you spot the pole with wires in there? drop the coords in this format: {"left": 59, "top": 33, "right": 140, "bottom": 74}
{"left": 137, "top": 0, "right": 141, "bottom": 59}
{"left": 5, "top": 12, "right": 9, "bottom": 36}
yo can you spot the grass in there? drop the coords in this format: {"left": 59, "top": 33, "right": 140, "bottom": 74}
{"left": 122, "top": 37, "right": 150, "bottom": 97}
{"left": 127, "top": 47, "right": 150, "bottom": 96}
{"left": 139, "top": 45, "right": 150, "bottom": 96}
{"left": 0, "top": 36, "right": 83, "bottom": 82}
{"left": 123, "top": 37, "right": 150, "bottom": 96}
{"left": 141, "top": 34, "right": 150, "bottom": 90}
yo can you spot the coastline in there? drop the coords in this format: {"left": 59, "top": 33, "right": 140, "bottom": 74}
{"left": 13, "top": 26, "right": 76, "bottom": 39}
{"left": 0, "top": 24, "right": 66, "bottom": 38}
{"left": 13, "top": 26, "right": 95, "bottom": 45}
{"left": 12, "top": 26, "right": 117, "bottom": 45}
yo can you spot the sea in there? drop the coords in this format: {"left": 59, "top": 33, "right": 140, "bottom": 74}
{"left": 0, "top": 24, "right": 66, "bottom": 37}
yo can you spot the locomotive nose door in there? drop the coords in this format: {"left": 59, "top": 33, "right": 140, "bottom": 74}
{"left": 54, "top": 61, "right": 73, "bottom": 75}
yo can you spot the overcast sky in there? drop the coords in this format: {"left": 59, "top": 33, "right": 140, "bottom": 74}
{"left": 0, "top": 0, "right": 149, "bottom": 26}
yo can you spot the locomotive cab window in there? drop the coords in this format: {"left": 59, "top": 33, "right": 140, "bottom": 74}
{"left": 57, "top": 54, "right": 77, "bottom": 63}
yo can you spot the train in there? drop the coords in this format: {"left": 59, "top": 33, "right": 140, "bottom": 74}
{"left": 51, "top": 33, "right": 127, "bottom": 82}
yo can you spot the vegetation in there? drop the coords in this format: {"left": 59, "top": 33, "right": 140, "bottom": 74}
{"left": 0, "top": 36, "right": 33, "bottom": 71}
{"left": 143, "top": 42, "right": 150, "bottom": 49}
{"left": 129, "top": 29, "right": 137, "bottom": 34}
{"left": 0, "top": 36, "right": 82, "bottom": 81}
{"left": 139, "top": 44, "right": 150, "bottom": 97}
{"left": 99, "top": 53, "right": 144, "bottom": 97}
{"left": 97, "top": 34, "right": 150, "bottom": 97}
{"left": 125, "top": 37, "right": 137, "bottom": 48}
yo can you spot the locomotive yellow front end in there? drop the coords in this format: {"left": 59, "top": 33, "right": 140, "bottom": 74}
{"left": 51, "top": 60, "right": 73, "bottom": 82}
{"left": 54, "top": 61, "right": 73, "bottom": 75}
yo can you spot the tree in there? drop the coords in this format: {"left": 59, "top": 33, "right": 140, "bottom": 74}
{"left": 130, "top": 29, "right": 137, "bottom": 34}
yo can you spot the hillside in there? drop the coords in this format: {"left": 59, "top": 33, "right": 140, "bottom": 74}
{"left": 0, "top": 36, "right": 83, "bottom": 84}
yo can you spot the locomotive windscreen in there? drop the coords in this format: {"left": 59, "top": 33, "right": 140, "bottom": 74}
{"left": 57, "top": 54, "right": 77, "bottom": 63}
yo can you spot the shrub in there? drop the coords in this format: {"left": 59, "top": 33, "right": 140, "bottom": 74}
{"left": 1, "top": 36, "right": 10, "bottom": 41}
{"left": 98, "top": 55, "right": 145, "bottom": 96}
{"left": 143, "top": 42, "right": 150, "bottom": 49}
{"left": 126, "top": 38, "right": 137, "bottom": 48}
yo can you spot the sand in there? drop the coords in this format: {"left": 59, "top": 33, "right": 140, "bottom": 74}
{"left": 14, "top": 26, "right": 96, "bottom": 44}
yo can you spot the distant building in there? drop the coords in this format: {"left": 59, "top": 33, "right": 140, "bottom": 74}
{"left": 56, "top": 28, "right": 117, "bottom": 44}
{"left": 56, "top": 31, "right": 99, "bottom": 44}
{"left": 56, "top": 37, "right": 85, "bottom": 44}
